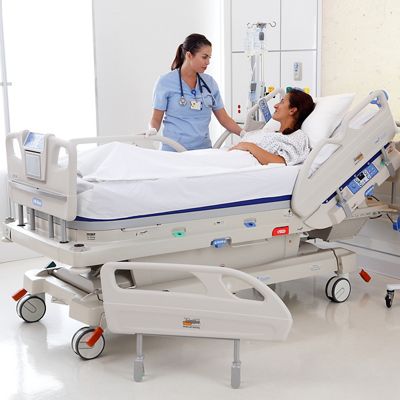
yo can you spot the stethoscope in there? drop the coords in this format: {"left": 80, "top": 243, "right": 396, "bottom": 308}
{"left": 178, "top": 68, "right": 215, "bottom": 107}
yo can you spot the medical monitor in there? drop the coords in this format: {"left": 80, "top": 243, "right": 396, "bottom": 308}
{"left": 23, "top": 132, "right": 46, "bottom": 152}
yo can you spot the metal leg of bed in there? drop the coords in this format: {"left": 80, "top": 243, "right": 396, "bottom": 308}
{"left": 28, "top": 207, "right": 35, "bottom": 231}
{"left": 17, "top": 204, "right": 25, "bottom": 227}
{"left": 48, "top": 215, "right": 54, "bottom": 238}
{"left": 134, "top": 333, "right": 145, "bottom": 382}
{"left": 132, "top": 334, "right": 242, "bottom": 388}
{"left": 60, "top": 219, "right": 68, "bottom": 243}
{"left": 231, "top": 339, "right": 241, "bottom": 389}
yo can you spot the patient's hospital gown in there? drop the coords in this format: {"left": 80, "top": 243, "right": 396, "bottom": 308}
{"left": 243, "top": 129, "right": 310, "bottom": 166}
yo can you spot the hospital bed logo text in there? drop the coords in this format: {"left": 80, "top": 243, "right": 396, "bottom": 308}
{"left": 32, "top": 197, "right": 42, "bottom": 207}
{"left": 182, "top": 318, "right": 201, "bottom": 329}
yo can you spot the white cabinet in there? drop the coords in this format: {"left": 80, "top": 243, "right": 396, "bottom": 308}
{"left": 226, "top": 0, "right": 321, "bottom": 118}
{"left": 281, "top": 50, "right": 317, "bottom": 94}
{"left": 231, "top": 52, "right": 280, "bottom": 122}
{"left": 281, "top": 0, "right": 318, "bottom": 50}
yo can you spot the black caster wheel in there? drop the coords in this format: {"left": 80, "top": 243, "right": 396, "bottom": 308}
{"left": 72, "top": 327, "right": 105, "bottom": 360}
{"left": 385, "top": 290, "right": 394, "bottom": 308}
{"left": 16, "top": 294, "right": 46, "bottom": 323}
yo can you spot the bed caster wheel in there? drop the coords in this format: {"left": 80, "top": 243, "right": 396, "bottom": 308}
{"left": 16, "top": 294, "right": 46, "bottom": 323}
{"left": 385, "top": 290, "right": 394, "bottom": 308}
{"left": 71, "top": 326, "right": 105, "bottom": 360}
{"left": 325, "top": 277, "right": 351, "bottom": 303}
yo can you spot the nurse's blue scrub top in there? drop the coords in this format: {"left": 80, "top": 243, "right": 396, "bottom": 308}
{"left": 152, "top": 69, "right": 224, "bottom": 151}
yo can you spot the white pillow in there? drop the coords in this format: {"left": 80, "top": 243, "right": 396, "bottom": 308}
{"left": 262, "top": 117, "right": 281, "bottom": 132}
{"left": 302, "top": 93, "right": 355, "bottom": 148}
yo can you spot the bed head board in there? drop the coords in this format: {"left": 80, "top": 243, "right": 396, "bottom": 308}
{"left": 292, "top": 90, "right": 400, "bottom": 228}
{"left": 6, "top": 130, "right": 78, "bottom": 221}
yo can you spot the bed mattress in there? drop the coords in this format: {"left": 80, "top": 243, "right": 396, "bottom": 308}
{"left": 74, "top": 143, "right": 301, "bottom": 223}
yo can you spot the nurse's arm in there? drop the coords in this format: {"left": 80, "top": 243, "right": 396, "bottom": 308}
{"left": 213, "top": 108, "right": 242, "bottom": 135}
{"left": 149, "top": 109, "right": 164, "bottom": 131}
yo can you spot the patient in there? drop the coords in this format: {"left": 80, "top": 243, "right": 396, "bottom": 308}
{"left": 231, "top": 89, "right": 315, "bottom": 165}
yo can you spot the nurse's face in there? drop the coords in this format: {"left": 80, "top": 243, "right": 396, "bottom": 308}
{"left": 187, "top": 45, "right": 212, "bottom": 73}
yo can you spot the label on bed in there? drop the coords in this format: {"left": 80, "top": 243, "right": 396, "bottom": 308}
{"left": 86, "top": 232, "right": 96, "bottom": 240}
{"left": 182, "top": 318, "right": 200, "bottom": 329}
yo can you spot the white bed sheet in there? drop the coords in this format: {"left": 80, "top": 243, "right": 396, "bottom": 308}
{"left": 75, "top": 142, "right": 300, "bottom": 220}
{"left": 77, "top": 166, "right": 300, "bottom": 220}
{"left": 77, "top": 142, "right": 261, "bottom": 181}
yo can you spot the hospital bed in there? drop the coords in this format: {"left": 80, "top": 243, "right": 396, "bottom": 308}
{"left": 5, "top": 89, "right": 400, "bottom": 388}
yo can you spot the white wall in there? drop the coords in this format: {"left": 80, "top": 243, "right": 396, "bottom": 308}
{"left": 321, "top": 0, "right": 400, "bottom": 120}
{"left": 93, "top": 0, "right": 224, "bottom": 139}
{"left": 321, "top": 0, "right": 400, "bottom": 274}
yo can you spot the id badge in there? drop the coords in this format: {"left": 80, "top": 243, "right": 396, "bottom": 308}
{"left": 190, "top": 100, "right": 203, "bottom": 111}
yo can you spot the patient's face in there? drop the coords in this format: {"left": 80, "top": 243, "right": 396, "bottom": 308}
{"left": 273, "top": 94, "right": 294, "bottom": 122}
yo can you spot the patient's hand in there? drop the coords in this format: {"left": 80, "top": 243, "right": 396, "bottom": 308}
{"left": 229, "top": 142, "right": 285, "bottom": 165}
{"left": 229, "top": 142, "right": 253, "bottom": 152}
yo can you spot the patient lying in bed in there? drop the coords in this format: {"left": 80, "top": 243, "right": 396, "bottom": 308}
{"left": 231, "top": 88, "right": 315, "bottom": 166}
{"left": 78, "top": 89, "right": 315, "bottom": 182}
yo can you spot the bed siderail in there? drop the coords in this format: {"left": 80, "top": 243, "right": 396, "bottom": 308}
{"left": 5, "top": 89, "right": 400, "bottom": 388}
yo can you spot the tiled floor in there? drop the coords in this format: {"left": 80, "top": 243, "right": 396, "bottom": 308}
{"left": 1, "top": 256, "right": 400, "bottom": 400}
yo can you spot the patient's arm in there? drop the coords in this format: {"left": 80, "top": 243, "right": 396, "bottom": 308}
{"left": 230, "top": 142, "right": 285, "bottom": 165}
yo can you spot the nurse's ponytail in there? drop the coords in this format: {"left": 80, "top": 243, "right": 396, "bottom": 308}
{"left": 171, "top": 44, "right": 185, "bottom": 70}
{"left": 171, "top": 33, "right": 212, "bottom": 70}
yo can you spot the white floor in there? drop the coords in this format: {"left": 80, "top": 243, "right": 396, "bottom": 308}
{"left": 2, "top": 256, "right": 400, "bottom": 400}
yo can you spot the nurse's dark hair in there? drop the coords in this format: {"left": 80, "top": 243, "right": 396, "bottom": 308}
{"left": 282, "top": 89, "right": 315, "bottom": 135}
{"left": 171, "top": 33, "right": 212, "bottom": 70}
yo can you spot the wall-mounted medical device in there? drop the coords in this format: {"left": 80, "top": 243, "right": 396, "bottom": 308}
{"left": 23, "top": 131, "right": 50, "bottom": 181}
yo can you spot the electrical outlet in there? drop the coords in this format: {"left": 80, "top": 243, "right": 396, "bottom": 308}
{"left": 293, "top": 62, "right": 302, "bottom": 81}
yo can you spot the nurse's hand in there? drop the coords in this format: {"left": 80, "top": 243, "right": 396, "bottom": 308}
{"left": 145, "top": 127, "right": 158, "bottom": 137}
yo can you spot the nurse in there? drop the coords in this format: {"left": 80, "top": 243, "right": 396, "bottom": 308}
{"left": 149, "top": 33, "right": 244, "bottom": 151}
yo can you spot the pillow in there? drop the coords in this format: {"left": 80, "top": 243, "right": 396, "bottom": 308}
{"left": 262, "top": 117, "right": 281, "bottom": 132}
{"left": 302, "top": 93, "right": 355, "bottom": 148}
{"left": 242, "top": 118, "right": 280, "bottom": 142}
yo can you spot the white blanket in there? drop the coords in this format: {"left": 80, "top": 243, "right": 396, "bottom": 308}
{"left": 78, "top": 142, "right": 262, "bottom": 182}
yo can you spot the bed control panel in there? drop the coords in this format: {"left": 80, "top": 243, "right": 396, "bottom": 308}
{"left": 23, "top": 131, "right": 50, "bottom": 181}
{"left": 346, "top": 164, "right": 378, "bottom": 195}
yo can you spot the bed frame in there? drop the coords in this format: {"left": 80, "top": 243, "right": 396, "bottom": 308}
{"left": 5, "top": 89, "right": 400, "bottom": 388}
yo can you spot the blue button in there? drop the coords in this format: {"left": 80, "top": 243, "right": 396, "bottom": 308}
{"left": 244, "top": 219, "right": 256, "bottom": 228}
